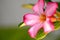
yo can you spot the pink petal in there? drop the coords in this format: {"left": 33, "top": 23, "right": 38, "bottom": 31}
{"left": 23, "top": 13, "right": 40, "bottom": 26}
{"left": 28, "top": 23, "right": 43, "bottom": 38}
{"left": 43, "top": 18, "right": 54, "bottom": 33}
{"left": 33, "top": 0, "right": 44, "bottom": 15}
{"left": 45, "top": 2, "right": 58, "bottom": 17}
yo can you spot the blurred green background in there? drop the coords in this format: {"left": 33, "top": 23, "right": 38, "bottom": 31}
{"left": 0, "top": 26, "right": 35, "bottom": 40}
{"left": 0, "top": 26, "right": 60, "bottom": 40}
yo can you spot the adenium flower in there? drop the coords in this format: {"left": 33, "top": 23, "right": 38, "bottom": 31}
{"left": 23, "top": 0, "right": 58, "bottom": 38}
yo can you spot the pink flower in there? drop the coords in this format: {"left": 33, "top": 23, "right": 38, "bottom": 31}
{"left": 23, "top": 0, "right": 58, "bottom": 38}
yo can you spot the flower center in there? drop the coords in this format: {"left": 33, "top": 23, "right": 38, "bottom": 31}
{"left": 40, "top": 14, "right": 46, "bottom": 22}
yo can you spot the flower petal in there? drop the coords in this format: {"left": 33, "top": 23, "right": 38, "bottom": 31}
{"left": 33, "top": 0, "right": 44, "bottom": 15}
{"left": 23, "top": 13, "right": 40, "bottom": 26}
{"left": 45, "top": 2, "right": 58, "bottom": 17}
{"left": 43, "top": 18, "right": 54, "bottom": 33}
{"left": 28, "top": 23, "right": 43, "bottom": 38}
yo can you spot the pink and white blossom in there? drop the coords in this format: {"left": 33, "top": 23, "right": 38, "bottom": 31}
{"left": 23, "top": 0, "right": 58, "bottom": 38}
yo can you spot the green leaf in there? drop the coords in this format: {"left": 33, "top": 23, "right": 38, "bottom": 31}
{"left": 35, "top": 29, "right": 47, "bottom": 40}
{"left": 22, "top": 4, "right": 34, "bottom": 9}
{"left": 54, "top": 21, "right": 60, "bottom": 30}
{"left": 18, "top": 22, "right": 24, "bottom": 28}
{"left": 57, "top": 2, "right": 60, "bottom": 11}
{"left": 45, "top": 0, "right": 51, "bottom": 2}
{"left": 18, "top": 22, "right": 30, "bottom": 28}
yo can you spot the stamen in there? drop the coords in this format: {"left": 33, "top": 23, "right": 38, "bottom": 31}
{"left": 40, "top": 14, "right": 46, "bottom": 22}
